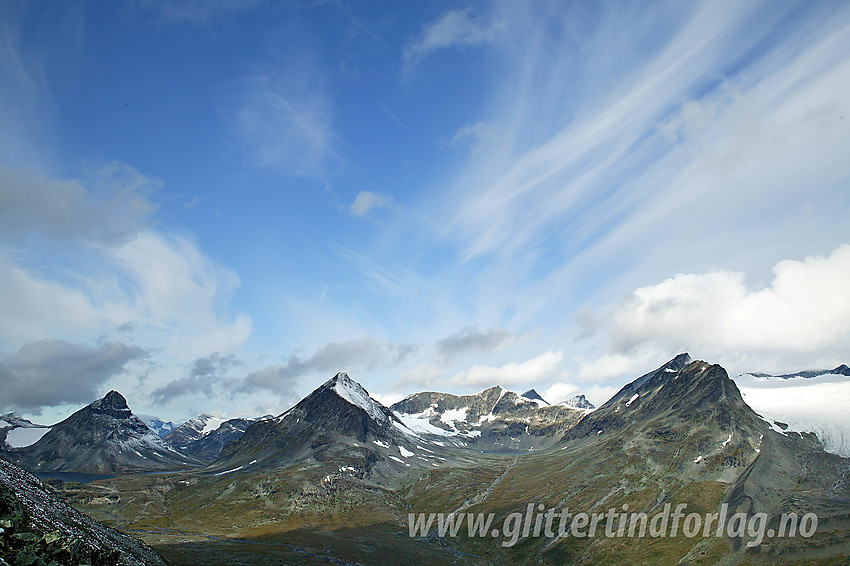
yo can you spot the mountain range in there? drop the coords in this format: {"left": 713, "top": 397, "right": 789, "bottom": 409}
{"left": 1, "top": 354, "right": 848, "bottom": 564}
{"left": 164, "top": 414, "right": 255, "bottom": 461}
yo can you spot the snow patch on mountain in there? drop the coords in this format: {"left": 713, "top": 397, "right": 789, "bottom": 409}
{"left": 440, "top": 407, "right": 469, "bottom": 426}
{"left": 200, "top": 416, "right": 226, "bottom": 435}
{"left": 330, "top": 372, "right": 389, "bottom": 424}
{"left": 395, "top": 411, "right": 453, "bottom": 436}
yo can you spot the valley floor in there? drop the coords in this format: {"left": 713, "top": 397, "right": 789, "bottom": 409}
{"left": 51, "top": 448, "right": 850, "bottom": 566}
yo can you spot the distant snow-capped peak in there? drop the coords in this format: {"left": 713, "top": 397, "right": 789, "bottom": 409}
{"left": 560, "top": 394, "right": 595, "bottom": 410}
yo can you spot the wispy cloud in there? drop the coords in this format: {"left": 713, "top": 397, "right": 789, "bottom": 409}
{"left": 415, "top": 3, "right": 850, "bottom": 369}
{"left": 139, "top": 0, "right": 260, "bottom": 27}
{"left": 349, "top": 190, "right": 397, "bottom": 216}
{"left": 402, "top": 8, "right": 502, "bottom": 78}
{"left": 233, "top": 70, "right": 338, "bottom": 178}
{"left": 0, "top": 2, "right": 83, "bottom": 169}
{"left": 331, "top": 243, "right": 414, "bottom": 296}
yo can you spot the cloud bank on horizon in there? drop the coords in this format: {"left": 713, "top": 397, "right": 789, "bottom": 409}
{"left": 1, "top": 1, "right": 848, "bottom": 422}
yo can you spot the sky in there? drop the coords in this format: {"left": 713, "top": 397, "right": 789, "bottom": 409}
{"left": 1, "top": 0, "right": 849, "bottom": 425}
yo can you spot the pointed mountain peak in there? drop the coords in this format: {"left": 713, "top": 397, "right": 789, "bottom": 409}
{"left": 321, "top": 372, "right": 391, "bottom": 424}
{"left": 89, "top": 390, "right": 130, "bottom": 413}
{"left": 521, "top": 389, "right": 549, "bottom": 404}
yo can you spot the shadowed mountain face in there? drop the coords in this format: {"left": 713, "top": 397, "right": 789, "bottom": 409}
{"left": 0, "top": 458, "right": 167, "bottom": 565}
{"left": 4, "top": 391, "right": 199, "bottom": 474}
{"left": 563, "top": 354, "right": 764, "bottom": 442}
{"left": 521, "top": 389, "right": 548, "bottom": 404}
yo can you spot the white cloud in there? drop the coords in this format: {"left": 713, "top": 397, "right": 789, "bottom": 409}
{"left": 349, "top": 190, "right": 396, "bottom": 216}
{"left": 447, "top": 350, "right": 564, "bottom": 388}
{"left": 238, "top": 337, "right": 413, "bottom": 394}
{"left": 445, "top": 121, "right": 492, "bottom": 149}
{"left": 578, "top": 245, "right": 850, "bottom": 379}
{"left": 371, "top": 391, "right": 405, "bottom": 408}
{"left": 436, "top": 326, "right": 512, "bottom": 360}
{"left": 541, "top": 382, "right": 578, "bottom": 404}
{"left": 0, "top": 255, "right": 103, "bottom": 345}
{"left": 0, "top": 163, "right": 252, "bottom": 377}
{"left": 403, "top": 8, "right": 502, "bottom": 77}
{"left": 109, "top": 231, "right": 253, "bottom": 356}
{"left": 396, "top": 364, "right": 444, "bottom": 389}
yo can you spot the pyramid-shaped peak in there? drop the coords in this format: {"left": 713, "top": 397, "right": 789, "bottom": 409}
{"left": 322, "top": 372, "right": 389, "bottom": 424}
{"left": 521, "top": 389, "right": 549, "bottom": 404}
{"left": 90, "top": 390, "right": 130, "bottom": 412}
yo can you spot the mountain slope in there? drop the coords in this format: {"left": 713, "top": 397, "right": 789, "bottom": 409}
{"left": 5, "top": 391, "right": 200, "bottom": 474}
{"left": 402, "top": 355, "right": 850, "bottom": 563}
{"left": 0, "top": 458, "right": 167, "bottom": 565}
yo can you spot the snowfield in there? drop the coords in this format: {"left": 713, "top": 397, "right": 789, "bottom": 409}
{"left": 733, "top": 372, "right": 850, "bottom": 457}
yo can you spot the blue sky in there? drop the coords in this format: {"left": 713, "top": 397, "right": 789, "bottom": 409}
{"left": 2, "top": 0, "right": 849, "bottom": 424}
